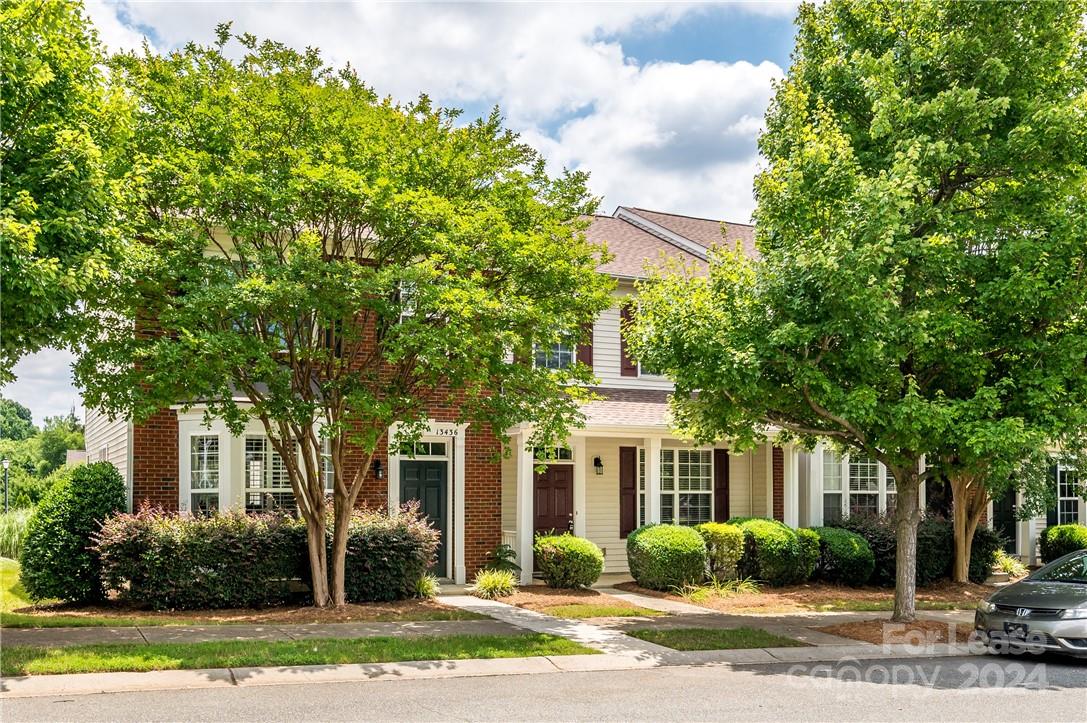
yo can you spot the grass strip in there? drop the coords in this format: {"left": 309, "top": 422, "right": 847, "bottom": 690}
{"left": 2, "top": 633, "right": 597, "bottom": 676}
{"left": 543, "top": 603, "right": 665, "bottom": 619}
{"left": 627, "top": 626, "right": 807, "bottom": 651}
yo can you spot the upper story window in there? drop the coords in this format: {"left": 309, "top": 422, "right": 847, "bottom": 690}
{"left": 534, "top": 342, "right": 575, "bottom": 370}
{"left": 398, "top": 281, "right": 417, "bottom": 322}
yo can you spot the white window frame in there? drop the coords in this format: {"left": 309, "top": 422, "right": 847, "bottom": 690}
{"left": 533, "top": 341, "right": 575, "bottom": 371}
{"left": 398, "top": 281, "right": 417, "bottom": 323}
{"left": 189, "top": 433, "right": 221, "bottom": 514}
{"left": 1057, "top": 462, "right": 1081, "bottom": 525}
{"left": 653, "top": 447, "right": 713, "bottom": 527}
{"left": 244, "top": 435, "right": 295, "bottom": 512}
{"left": 822, "top": 450, "right": 896, "bottom": 521}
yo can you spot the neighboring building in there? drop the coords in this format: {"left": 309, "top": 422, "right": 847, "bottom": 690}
{"left": 64, "top": 449, "right": 88, "bottom": 466}
{"left": 84, "top": 205, "right": 1083, "bottom": 583}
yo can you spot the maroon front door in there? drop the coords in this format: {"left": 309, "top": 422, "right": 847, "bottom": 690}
{"left": 534, "top": 465, "right": 574, "bottom": 535}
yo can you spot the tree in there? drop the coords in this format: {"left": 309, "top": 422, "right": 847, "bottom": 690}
{"left": 0, "top": 397, "right": 36, "bottom": 440}
{"left": 632, "top": 0, "right": 1087, "bottom": 621}
{"left": 76, "top": 28, "right": 614, "bottom": 607}
{"left": 0, "top": 0, "right": 128, "bottom": 379}
{"left": 37, "top": 411, "right": 84, "bottom": 475}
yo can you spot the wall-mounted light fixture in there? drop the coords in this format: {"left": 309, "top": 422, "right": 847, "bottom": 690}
{"left": 593, "top": 456, "right": 603, "bottom": 476}
{"left": 373, "top": 459, "right": 385, "bottom": 479}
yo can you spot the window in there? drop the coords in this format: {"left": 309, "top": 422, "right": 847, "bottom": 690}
{"left": 398, "top": 281, "right": 417, "bottom": 322}
{"left": 848, "top": 455, "right": 879, "bottom": 517}
{"left": 885, "top": 469, "right": 897, "bottom": 514}
{"left": 533, "top": 446, "right": 572, "bottom": 462}
{"left": 400, "top": 441, "right": 448, "bottom": 458}
{"left": 245, "top": 436, "right": 294, "bottom": 512}
{"left": 1058, "top": 464, "right": 1081, "bottom": 525}
{"left": 534, "top": 342, "right": 574, "bottom": 370}
{"left": 822, "top": 449, "right": 843, "bottom": 523}
{"left": 638, "top": 448, "right": 646, "bottom": 527}
{"left": 321, "top": 439, "right": 335, "bottom": 492}
{"left": 659, "top": 449, "right": 712, "bottom": 526}
{"left": 190, "top": 435, "right": 220, "bottom": 514}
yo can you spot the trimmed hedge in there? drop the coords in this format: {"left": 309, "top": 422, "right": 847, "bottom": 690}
{"left": 811, "top": 527, "right": 875, "bottom": 586}
{"left": 95, "top": 506, "right": 439, "bottom": 609}
{"left": 626, "top": 524, "right": 707, "bottom": 590}
{"left": 796, "top": 528, "right": 820, "bottom": 581}
{"left": 533, "top": 534, "right": 604, "bottom": 588}
{"left": 694, "top": 522, "right": 744, "bottom": 580}
{"left": 1039, "top": 524, "right": 1087, "bottom": 563}
{"left": 19, "top": 463, "right": 126, "bottom": 603}
{"left": 342, "top": 508, "right": 440, "bottom": 602}
{"left": 96, "top": 508, "right": 306, "bottom": 610}
{"left": 731, "top": 518, "right": 811, "bottom": 586}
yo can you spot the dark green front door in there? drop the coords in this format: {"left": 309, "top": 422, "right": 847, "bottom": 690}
{"left": 400, "top": 460, "right": 448, "bottom": 577}
{"left": 992, "top": 488, "right": 1017, "bottom": 554}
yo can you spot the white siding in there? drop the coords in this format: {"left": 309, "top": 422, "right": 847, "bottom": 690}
{"left": 593, "top": 288, "right": 673, "bottom": 391}
{"left": 84, "top": 407, "right": 130, "bottom": 502}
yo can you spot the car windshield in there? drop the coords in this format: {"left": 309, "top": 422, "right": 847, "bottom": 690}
{"left": 1030, "top": 552, "right": 1087, "bottom": 584}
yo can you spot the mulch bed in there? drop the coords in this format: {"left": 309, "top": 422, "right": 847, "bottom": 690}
{"left": 615, "top": 580, "right": 995, "bottom": 615}
{"left": 10, "top": 598, "right": 476, "bottom": 625}
{"left": 817, "top": 618, "right": 973, "bottom": 645}
{"left": 499, "top": 587, "right": 648, "bottom": 614}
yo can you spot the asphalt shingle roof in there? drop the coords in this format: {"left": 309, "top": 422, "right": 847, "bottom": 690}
{"left": 624, "top": 207, "right": 758, "bottom": 260}
{"left": 580, "top": 388, "right": 672, "bottom": 428}
{"left": 585, "top": 215, "right": 707, "bottom": 279}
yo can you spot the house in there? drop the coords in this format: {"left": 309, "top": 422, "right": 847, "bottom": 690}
{"left": 85, "top": 206, "right": 1083, "bottom": 584}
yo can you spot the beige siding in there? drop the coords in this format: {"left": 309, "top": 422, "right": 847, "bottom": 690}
{"left": 84, "top": 407, "right": 130, "bottom": 501}
{"left": 501, "top": 450, "right": 517, "bottom": 534}
{"left": 728, "top": 450, "right": 752, "bottom": 518}
{"left": 584, "top": 437, "right": 640, "bottom": 572}
{"left": 751, "top": 444, "right": 768, "bottom": 517}
{"left": 593, "top": 288, "right": 673, "bottom": 391}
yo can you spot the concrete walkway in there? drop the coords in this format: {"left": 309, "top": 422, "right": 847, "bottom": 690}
{"left": 1, "top": 618, "right": 522, "bottom": 649}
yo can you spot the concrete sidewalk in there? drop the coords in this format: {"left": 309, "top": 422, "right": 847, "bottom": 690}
{"left": 1, "top": 618, "right": 522, "bottom": 649}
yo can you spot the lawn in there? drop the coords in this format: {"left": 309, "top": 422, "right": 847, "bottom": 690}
{"left": 1, "top": 633, "right": 597, "bottom": 676}
{"left": 616, "top": 580, "right": 992, "bottom": 615}
{"left": 627, "top": 627, "right": 808, "bottom": 651}
{"left": 500, "top": 588, "right": 664, "bottom": 619}
{"left": 0, "top": 558, "right": 481, "bottom": 628}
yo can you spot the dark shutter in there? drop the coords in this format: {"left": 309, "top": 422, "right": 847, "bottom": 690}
{"left": 713, "top": 448, "right": 730, "bottom": 522}
{"left": 1046, "top": 463, "right": 1059, "bottom": 527}
{"left": 577, "top": 321, "right": 593, "bottom": 367}
{"left": 619, "top": 304, "right": 638, "bottom": 377}
{"left": 619, "top": 446, "right": 637, "bottom": 537}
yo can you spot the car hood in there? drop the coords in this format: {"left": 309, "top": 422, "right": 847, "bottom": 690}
{"left": 990, "top": 580, "right": 1087, "bottom": 610}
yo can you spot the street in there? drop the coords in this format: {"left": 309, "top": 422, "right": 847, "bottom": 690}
{"left": 4, "top": 655, "right": 1085, "bottom": 722}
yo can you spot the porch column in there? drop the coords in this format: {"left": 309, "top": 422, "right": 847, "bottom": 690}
{"left": 515, "top": 434, "right": 535, "bottom": 585}
{"left": 572, "top": 436, "right": 587, "bottom": 537}
{"left": 453, "top": 425, "right": 467, "bottom": 585}
{"left": 918, "top": 456, "right": 927, "bottom": 511}
{"left": 809, "top": 443, "right": 825, "bottom": 526}
{"left": 646, "top": 436, "right": 662, "bottom": 524}
{"left": 784, "top": 443, "right": 799, "bottom": 528}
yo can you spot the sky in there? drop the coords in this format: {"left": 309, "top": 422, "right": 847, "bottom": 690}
{"left": 2, "top": 0, "right": 800, "bottom": 426}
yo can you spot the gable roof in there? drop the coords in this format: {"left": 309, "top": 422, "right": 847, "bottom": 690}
{"left": 621, "top": 207, "right": 758, "bottom": 261}
{"left": 584, "top": 215, "right": 707, "bottom": 279}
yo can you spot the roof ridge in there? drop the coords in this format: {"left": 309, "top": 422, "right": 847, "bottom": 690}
{"left": 628, "top": 206, "right": 754, "bottom": 228}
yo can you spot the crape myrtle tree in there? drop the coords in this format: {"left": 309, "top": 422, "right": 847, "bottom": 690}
{"left": 77, "top": 27, "right": 614, "bottom": 607}
{"left": 0, "top": 0, "right": 129, "bottom": 379}
{"left": 631, "top": 1, "right": 1087, "bottom": 620}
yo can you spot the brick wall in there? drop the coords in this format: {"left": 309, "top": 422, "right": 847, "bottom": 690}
{"left": 772, "top": 446, "right": 784, "bottom": 522}
{"left": 132, "top": 408, "right": 179, "bottom": 510}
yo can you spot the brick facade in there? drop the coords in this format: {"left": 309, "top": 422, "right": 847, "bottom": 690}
{"left": 132, "top": 409, "right": 179, "bottom": 510}
{"left": 772, "top": 445, "right": 784, "bottom": 522}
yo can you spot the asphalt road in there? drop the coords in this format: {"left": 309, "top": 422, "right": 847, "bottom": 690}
{"left": 4, "top": 655, "right": 1085, "bottom": 722}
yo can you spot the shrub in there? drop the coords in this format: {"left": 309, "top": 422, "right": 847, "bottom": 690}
{"left": 11, "top": 466, "right": 73, "bottom": 509}
{"left": 341, "top": 507, "right": 440, "bottom": 603}
{"left": 626, "top": 524, "right": 707, "bottom": 591}
{"left": 533, "top": 534, "right": 604, "bottom": 589}
{"left": 470, "top": 568, "right": 518, "bottom": 599}
{"left": 811, "top": 527, "right": 875, "bottom": 586}
{"left": 1039, "top": 524, "right": 1087, "bottom": 563}
{"left": 484, "top": 543, "right": 521, "bottom": 573}
{"left": 732, "top": 518, "right": 810, "bottom": 586}
{"left": 994, "top": 549, "right": 1028, "bottom": 579}
{"left": 95, "top": 507, "right": 306, "bottom": 610}
{"left": 968, "top": 525, "right": 1003, "bottom": 584}
{"left": 414, "top": 573, "right": 441, "bottom": 599}
{"left": 796, "top": 528, "right": 821, "bottom": 580}
{"left": 19, "top": 462, "right": 126, "bottom": 602}
{"left": 694, "top": 522, "right": 744, "bottom": 580}
{"left": 0, "top": 508, "right": 33, "bottom": 559}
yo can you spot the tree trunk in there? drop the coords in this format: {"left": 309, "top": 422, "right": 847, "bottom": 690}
{"left": 328, "top": 501, "right": 352, "bottom": 607}
{"left": 892, "top": 471, "right": 923, "bottom": 623}
{"left": 950, "top": 472, "right": 989, "bottom": 583}
{"left": 305, "top": 515, "right": 330, "bottom": 607}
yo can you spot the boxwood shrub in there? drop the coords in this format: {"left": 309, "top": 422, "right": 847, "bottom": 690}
{"left": 20, "top": 462, "right": 127, "bottom": 603}
{"left": 811, "top": 527, "right": 875, "bottom": 586}
{"left": 533, "top": 534, "right": 604, "bottom": 588}
{"left": 1039, "top": 524, "right": 1087, "bottom": 563}
{"left": 626, "top": 524, "right": 707, "bottom": 591}
{"left": 730, "top": 518, "right": 810, "bottom": 586}
{"left": 694, "top": 522, "right": 744, "bottom": 580}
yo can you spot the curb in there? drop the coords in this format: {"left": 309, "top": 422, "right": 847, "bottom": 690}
{"left": 0, "top": 645, "right": 979, "bottom": 699}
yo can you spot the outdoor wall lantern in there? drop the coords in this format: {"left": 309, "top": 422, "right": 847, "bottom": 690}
{"left": 593, "top": 456, "right": 604, "bottom": 475}
{"left": 373, "top": 459, "right": 384, "bottom": 479}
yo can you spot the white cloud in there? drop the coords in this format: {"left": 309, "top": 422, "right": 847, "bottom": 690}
{"left": 2, "top": 348, "right": 83, "bottom": 426}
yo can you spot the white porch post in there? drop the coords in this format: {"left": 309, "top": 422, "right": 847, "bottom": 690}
{"left": 784, "top": 443, "right": 799, "bottom": 528}
{"left": 918, "top": 456, "right": 927, "bottom": 511}
{"left": 646, "top": 437, "right": 662, "bottom": 523}
{"left": 572, "top": 436, "right": 587, "bottom": 537}
{"left": 453, "top": 426, "right": 467, "bottom": 585}
{"left": 515, "top": 434, "right": 535, "bottom": 585}
{"left": 810, "top": 443, "right": 825, "bottom": 526}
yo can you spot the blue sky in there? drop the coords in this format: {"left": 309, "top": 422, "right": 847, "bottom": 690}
{"left": 4, "top": 1, "right": 800, "bottom": 425}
